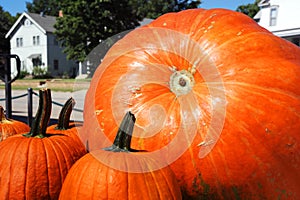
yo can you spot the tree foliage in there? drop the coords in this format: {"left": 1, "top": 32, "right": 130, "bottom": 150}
{"left": 26, "top": 0, "right": 60, "bottom": 16}
{"left": 54, "top": 0, "right": 141, "bottom": 62}
{"left": 54, "top": 0, "right": 201, "bottom": 62}
{"left": 0, "top": 6, "right": 15, "bottom": 54}
{"left": 236, "top": 0, "right": 260, "bottom": 18}
{"left": 131, "top": 0, "right": 201, "bottom": 19}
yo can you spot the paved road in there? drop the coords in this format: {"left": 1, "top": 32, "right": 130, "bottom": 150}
{"left": 0, "top": 88, "right": 87, "bottom": 123}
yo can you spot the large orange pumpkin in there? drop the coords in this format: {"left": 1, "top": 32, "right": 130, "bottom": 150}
{"left": 81, "top": 9, "right": 300, "bottom": 199}
{"left": 0, "top": 105, "right": 30, "bottom": 141}
{"left": 0, "top": 89, "right": 86, "bottom": 199}
{"left": 60, "top": 112, "right": 181, "bottom": 199}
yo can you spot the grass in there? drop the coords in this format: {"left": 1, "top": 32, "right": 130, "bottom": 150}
{"left": 0, "top": 78, "right": 91, "bottom": 92}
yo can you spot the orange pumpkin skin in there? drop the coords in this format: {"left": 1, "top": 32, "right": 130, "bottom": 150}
{"left": 0, "top": 133, "right": 86, "bottom": 199}
{"left": 59, "top": 151, "right": 182, "bottom": 200}
{"left": 0, "top": 106, "right": 30, "bottom": 141}
{"left": 82, "top": 8, "right": 300, "bottom": 199}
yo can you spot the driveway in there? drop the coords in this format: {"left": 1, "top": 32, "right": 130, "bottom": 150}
{"left": 0, "top": 88, "right": 87, "bottom": 124}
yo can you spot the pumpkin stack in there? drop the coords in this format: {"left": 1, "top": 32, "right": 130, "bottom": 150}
{"left": 0, "top": 89, "right": 87, "bottom": 199}
{"left": 80, "top": 8, "right": 300, "bottom": 200}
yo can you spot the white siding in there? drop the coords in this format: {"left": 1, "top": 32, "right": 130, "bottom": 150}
{"left": 258, "top": 0, "right": 300, "bottom": 37}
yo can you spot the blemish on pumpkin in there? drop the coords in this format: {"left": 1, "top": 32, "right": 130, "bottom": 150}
{"left": 265, "top": 128, "right": 271, "bottom": 133}
{"left": 237, "top": 31, "right": 242, "bottom": 36}
{"left": 120, "top": 98, "right": 133, "bottom": 106}
{"left": 207, "top": 25, "right": 214, "bottom": 30}
{"left": 95, "top": 110, "right": 103, "bottom": 115}
{"left": 197, "top": 140, "right": 214, "bottom": 147}
{"left": 286, "top": 142, "right": 295, "bottom": 148}
{"left": 134, "top": 93, "right": 142, "bottom": 98}
{"left": 128, "top": 85, "right": 141, "bottom": 93}
{"left": 163, "top": 22, "right": 167, "bottom": 26}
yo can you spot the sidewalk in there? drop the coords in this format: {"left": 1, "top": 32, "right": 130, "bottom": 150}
{"left": 0, "top": 88, "right": 87, "bottom": 123}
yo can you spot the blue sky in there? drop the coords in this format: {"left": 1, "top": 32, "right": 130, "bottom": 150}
{"left": 0, "top": 0, "right": 255, "bottom": 16}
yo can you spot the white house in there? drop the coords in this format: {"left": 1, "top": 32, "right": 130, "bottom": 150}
{"left": 254, "top": 0, "right": 300, "bottom": 46}
{"left": 5, "top": 12, "right": 78, "bottom": 78}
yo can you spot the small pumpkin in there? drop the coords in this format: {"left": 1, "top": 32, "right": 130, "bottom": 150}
{"left": 82, "top": 8, "right": 300, "bottom": 199}
{"left": 47, "top": 97, "right": 85, "bottom": 151}
{"left": 60, "top": 111, "right": 181, "bottom": 200}
{"left": 0, "top": 105, "right": 30, "bottom": 141}
{"left": 0, "top": 89, "right": 86, "bottom": 199}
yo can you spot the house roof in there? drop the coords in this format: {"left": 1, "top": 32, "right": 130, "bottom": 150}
{"left": 27, "top": 12, "right": 56, "bottom": 33}
{"left": 5, "top": 12, "right": 57, "bottom": 38}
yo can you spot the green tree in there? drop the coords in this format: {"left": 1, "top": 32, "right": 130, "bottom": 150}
{"left": 0, "top": 6, "right": 15, "bottom": 54}
{"left": 54, "top": 0, "right": 141, "bottom": 62}
{"left": 26, "top": 0, "right": 60, "bottom": 16}
{"left": 236, "top": 0, "right": 260, "bottom": 18}
{"left": 54, "top": 0, "right": 201, "bottom": 62}
{"left": 131, "top": 0, "right": 201, "bottom": 19}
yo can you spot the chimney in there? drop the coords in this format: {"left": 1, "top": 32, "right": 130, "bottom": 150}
{"left": 59, "top": 10, "right": 63, "bottom": 17}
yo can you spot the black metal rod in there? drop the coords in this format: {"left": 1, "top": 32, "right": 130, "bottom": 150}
{"left": 27, "top": 88, "right": 33, "bottom": 126}
{"left": 0, "top": 54, "right": 21, "bottom": 119}
{"left": 4, "top": 58, "right": 12, "bottom": 118}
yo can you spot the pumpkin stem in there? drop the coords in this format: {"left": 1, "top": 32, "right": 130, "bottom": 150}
{"left": 0, "top": 106, "right": 8, "bottom": 122}
{"left": 55, "top": 97, "right": 75, "bottom": 130}
{"left": 23, "top": 89, "right": 52, "bottom": 138}
{"left": 103, "top": 111, "right": 136, "bottom": 152}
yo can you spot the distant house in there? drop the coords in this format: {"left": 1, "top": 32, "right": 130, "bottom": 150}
{"left": 254, "top": 0, "right": 300, "bottom": 46}
{"left": 5, "top": 12, "right": 78, "bottom": 78}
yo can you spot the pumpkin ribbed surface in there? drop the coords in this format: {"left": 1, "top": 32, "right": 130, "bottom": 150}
{"left": 0, "top": 134, "right": 86, "bottom": 199}
{"left": 59, "top": 152, "right": 181, "bottom": 200}
{"left": 61, "top": 111, "right": 181, "bottom": 200}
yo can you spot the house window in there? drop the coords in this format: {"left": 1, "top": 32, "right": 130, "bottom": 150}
{"left": 33, "top": 36, "right": 40, "bottom": 45}
{"left": 16, "top": 37, "right": 23, "bottom": 47}
{"left": 270, "top": 7, "right": 278, "bottom": 26}
{"left": 24, "top": 19, "right": 31, "bottom": 26}
{"left": 54, "top": 59, "right": 59, "bottom": 70}
{"left": 37, "top": 36, "right": 40, "bottom": 45}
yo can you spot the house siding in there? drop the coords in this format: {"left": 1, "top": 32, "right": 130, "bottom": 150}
{"left": 47, "top": 34, "right": 77, "bottom": 77}
{"left": 256, "top": 0, "right": 300, "bottom": 46}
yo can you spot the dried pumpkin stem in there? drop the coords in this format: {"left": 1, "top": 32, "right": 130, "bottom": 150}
{"left": 23, "top": 89, "right": 52, "bottom": 138}
{"left": 103, "top": 111, "right": 136, "bottom": 152}
{"left": 55, "top": 97, "right": 75, "bottom": 130}
{"left": 0, "top": 106, "right": 7, "bottom": 122}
